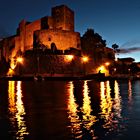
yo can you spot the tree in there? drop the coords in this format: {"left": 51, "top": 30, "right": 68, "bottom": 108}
{"left": 81, "top": 28, "right": 108, "bottom": 66}
{"left": 82, "top": 28, "right": 95, "bottom": 39}
{"left": 81, "top": 28, "right": 106, "bottom": 52}
{"left": 112, "top": 44, "right": 119, "bottom": 52}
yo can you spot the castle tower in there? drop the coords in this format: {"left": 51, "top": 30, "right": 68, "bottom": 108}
{"left": 51, "top": 5, "right": 74, "bottom": 31}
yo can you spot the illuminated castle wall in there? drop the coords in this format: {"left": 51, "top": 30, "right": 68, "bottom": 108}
{"left": 0, "top": 5, "right": 81, "bottom": 61}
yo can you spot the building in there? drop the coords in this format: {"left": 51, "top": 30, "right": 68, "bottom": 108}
{"left": 0, "top": 5, "right": 115, "bottom": 76}
{"left": 0, "top": 5, "right": 81, "bottom": 62}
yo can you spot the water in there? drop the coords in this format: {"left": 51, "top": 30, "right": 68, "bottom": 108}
{"left": 0, "top": 79, "right": 140, "bottom": 140}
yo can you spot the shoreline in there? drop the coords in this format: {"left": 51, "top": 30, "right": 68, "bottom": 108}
{"left": 0, "top": 74, "right": 140, "bottom": 81}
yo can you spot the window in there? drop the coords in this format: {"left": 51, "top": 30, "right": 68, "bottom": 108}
{"left": 48, "top": 35, "right": 52, "bottom": 41}
{"left": 48, "top": 37, "right": 51, "bottom": 41}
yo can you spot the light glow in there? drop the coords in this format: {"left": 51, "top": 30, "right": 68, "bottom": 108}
{"left": 97, "top": 65, "right": 106, "bottom": 73}
{"left": 97, "top": 65, "right": 109, "bottom": 76}
{"left": 105, "top": 62, "right": 110, "bottom": 66}
{"left": 7, "top": 68, "right": 15, "bottom": 76}
{"left": 65, "top": 55, "right": 74, "bottom": 62}
{"left": 17, "top": 57, "right": 23, "bottom": 63}
{"left": 10, "top": 58, "right": 16, "bottom": 69}
{"left": 82, "top": 56, "right": 89, "bottom": 63}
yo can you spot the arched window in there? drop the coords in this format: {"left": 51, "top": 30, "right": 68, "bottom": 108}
{"left": 51, "top": 43, "right": 57, "bottom": 52}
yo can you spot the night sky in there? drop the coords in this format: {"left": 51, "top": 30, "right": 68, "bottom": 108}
{"left": 0, "top": 0, "right": 140, "bottom": 61}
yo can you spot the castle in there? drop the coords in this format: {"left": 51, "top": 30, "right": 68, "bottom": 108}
{"left": 0, "top": 5, "right": 115, "bottom": 76}
{"left": 0, "top": 5, "right": 81, "bottom": 62}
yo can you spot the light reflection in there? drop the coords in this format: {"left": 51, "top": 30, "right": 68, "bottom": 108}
{"left": 100, "top": 80, "right": 122, "bottom": 131}
{"left": 82, "top": 81, "right": 96, "bottom": 130}
{"left": 8, "top": 81, "right": 29, "bottom": 139}
{"left": 100, "top": 81, "right": 112, "bottom": 121}
{"left": 67, "top": 80, "right": 122, "bottom": 138}
{"left": 128, "top": 80, "right": 132, "bottom": 104}
{"left": 8, "top": 81, "right": 16, "bottom": 125}
{"left": 114, "top": 80, "right": 122, "bottom": 118}
{"left": 16, "top": 81, "right": 29, "bottom": 139}
{"left": 67, "top": 81, "right": 82, "bottom": 138}
{"left": 65, "top": 55, "right": 74, "bottom": 62}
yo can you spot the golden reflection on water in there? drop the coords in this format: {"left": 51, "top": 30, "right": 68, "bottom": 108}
{"left": 100, "top": 80, "right": 122, "bottom": 130}
{"left": 8, "top": 81, "right": 16, "bottom": 115}
{"left": 128, "top": 80, "right": 132, "bottom": 104}
{"left": 114, "top": 80, "right": 122, "bottom": 118}
{"left": 8, "top": 81, "right": 29, "bottom": 140}
{"left": 100, "top": 81, "right": 112, "bottom": 120}
{"left": 67, "top": 80, "right": 122, "bottom": 138}
{"left": 8, "top": 81, "right": 16, "bottom": 126}
{"left": 67, "top": 81, "right": 82, "bottom": 138}
{"left": 67, "top": 81, "right": 97, "bottom": 139}
{"left": 82, "top": 81, "right": 96, "bottom": 130}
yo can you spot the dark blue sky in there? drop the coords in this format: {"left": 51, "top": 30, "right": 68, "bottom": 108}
{"left": 1, "top": 0, "right": 140, "bottom": 61}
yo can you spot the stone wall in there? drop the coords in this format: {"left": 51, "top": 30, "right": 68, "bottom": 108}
{"left": 21, "top": 19, "right": 41, "bottom": 51}
{"left": 52, "top": 5, "right": 74, "bottom": 31}
{"left": 1, "top": 36, "right": 15, "bottom": 61}
{"left": 15, "top": 55, "right": 95, "bottom": 76}
{"left": 34, "top": 29, "right": 81, "bottom": 50}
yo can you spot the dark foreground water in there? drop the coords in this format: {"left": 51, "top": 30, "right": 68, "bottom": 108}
{"left": 0, "top": 79, "right": 140, "bottom": 140}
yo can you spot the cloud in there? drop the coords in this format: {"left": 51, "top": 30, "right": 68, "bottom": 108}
{"left": 118, "top": 40, "right": 140, "bottom": 54}
{"left": 118, "top": 47, "right": 140, "bottom": 54}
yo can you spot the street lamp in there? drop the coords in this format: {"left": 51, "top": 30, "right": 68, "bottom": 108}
{"left": 82, "top": 56, "right": 89, "bottom": 63}
{"left": 64, "top": 55, "right": 75, "bottom": 76}
{"left": 65, "top": 55, "right": 74, "bottom": 62}
{"left": 105, "top": 62, "right": 110, "bottom": 66}
{"left": 82, "top": 56, "right": 89, "bottom": 75}
{"left": 105, "top": 62, "right": 110, "bottom": 75}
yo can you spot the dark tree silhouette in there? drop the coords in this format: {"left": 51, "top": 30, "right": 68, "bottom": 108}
{"left": 82, "top": 28, "right": 95, "bottom": 39}
{"left": 81, "top": 28, "right": 106, "bottom": 52}
{"left": 112, "top": 44, "right": 119, "bottom": 52}
{"left": 81, "top": 28, "right": 110, "bottom": 66}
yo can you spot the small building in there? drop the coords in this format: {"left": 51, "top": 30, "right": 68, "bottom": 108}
{"left": 117, "top": 57, "right": 135, "bottom": 65}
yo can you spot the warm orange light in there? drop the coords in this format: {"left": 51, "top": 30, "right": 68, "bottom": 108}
{"left": 82, "top": 81, "right": 96, "bottom": 129}
{"left": 97, "top": 65, "right": 110, "bottom": 76}
{"left": 67, "top": 81, "right": 81, "bottom": 136}
{"left": 10, "top": 58, "right": 16, "bottom": 70}
{"left": 100, "top": 81, "right": 112, "bottom": 122}
{"left": 65, "top": 55, "right": 74, "bottom": 62}
{"left": 105, "top": 62, "right": 110, "bottom": 66}
{"left": 8, "top": 81, "right": 16, "bottom": 115}
{"left": 82, "top": 56, "right": 89, "bottom": 63}
{"left": 17, "top": 57, "right": 23, "bottom": 63}
{"left": 98, "top": 65, "right": 105, "bottom": 73}
{"left": 7, "top": 68, "right": 15, "bottom": 76}
{"left": 16, "top": 81, "right": 29, "bottom": 138}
